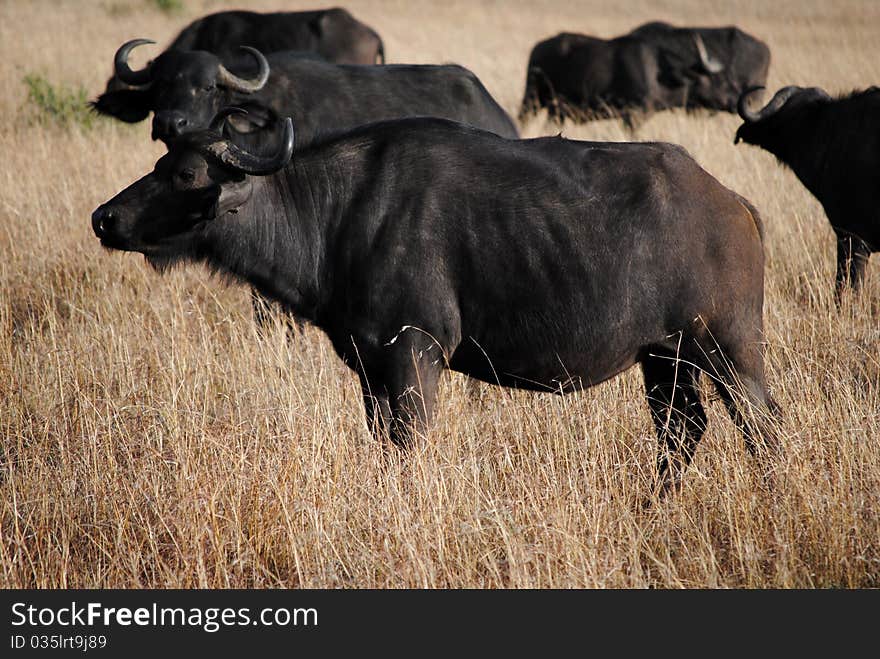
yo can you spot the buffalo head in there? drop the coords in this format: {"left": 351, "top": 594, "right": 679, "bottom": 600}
{"left": 93, "top": 40, "right": 271, "bottom": 143}
{"left": 734, "top": 85, "right": 832, "bottom": 146}
{"left": 92, "top": 108, "right": 293, "bottom": 267}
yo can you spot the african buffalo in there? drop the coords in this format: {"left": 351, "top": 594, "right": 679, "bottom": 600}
{"left": 166, "top": 8, "right": 384, "bottom": 64}
{"left": 632, "top": 22, "right": 770, "bottom": 111}
{"left": 92, "top": 40, "right": 519, "bottom": 146}
{"left": 519, "top": 22, "right": 769, "bottom": 128}
{"left": 91, "top": 109, "right": 778, "bottom": 495}
{"left": 103, "top": 7, "right": 383, "bottom": 95}
{"left": 735, "top": 86, "right": 879, "bottom": 301}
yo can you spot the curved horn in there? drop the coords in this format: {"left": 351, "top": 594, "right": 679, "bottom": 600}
{"left": 207, "top": 112, "right": 295, "bottom": 176}
{"left": 209, "top": 106, "right": 249, "bottom": 133}
{"left": 693, "top": 34, "right": 724, "bottom": 74}
{"left": 738, "top": 85, "right": 801, "bottom": 123}
{"left": 114, "top": 39, "right": 155, "bottom": 86}
{"left": 216, "top": 46, "right": 269, "bottom": 93}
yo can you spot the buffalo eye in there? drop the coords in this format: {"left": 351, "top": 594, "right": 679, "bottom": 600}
{"left": 177, "top": 169, "right": 195, "bottom": 184}
{"left": 202, "top": 84, "right": 216, "bottom": 92}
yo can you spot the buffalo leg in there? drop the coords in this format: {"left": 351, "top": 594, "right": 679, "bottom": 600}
{"left": 383, "top": 332, "right": 444, "bottom": 449}
{"left": 358, "top": 370, "right": 391, "bottom": 440}
{"left": 641, "top": 350, "right": 707, "bottom": 496}
{"left": 250, "top": 287, "right": 303, "bottom": 336}
{"left": 835, "top": 234, "right": 871, "bottom": 303}
{"left": 706, "top": 339, "right": 781, "bottom": 461}
{"left": 250, "top": 287, "right": 274, "bottom": 330}
{"left": 528, "top": 68, "right": 564, "bottom": 126}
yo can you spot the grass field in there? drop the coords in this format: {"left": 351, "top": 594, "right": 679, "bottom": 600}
{"left": 1, "top": 0, "right": 878, "bottom": 588}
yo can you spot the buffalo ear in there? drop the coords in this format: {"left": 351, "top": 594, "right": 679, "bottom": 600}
{"left": 217, "top": 178, "right": 253, "bottom": 216}
{"left": 89, "top": 89, "right": 152, "bottom": 123}
{"left": 196, "top": 184, "right": 222, "bottom": 220}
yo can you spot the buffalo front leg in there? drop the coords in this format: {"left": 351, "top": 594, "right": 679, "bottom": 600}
{"left": 250, "top": 287, "right": 304, "bottom": 336}
{"left": 835, "top": 233, "right": 871, "bottom": 303}
{"left": 383, "top": 331, "right": 444, "bottom": 449}
{"left": 358, "top": 370, "right": 392, "bottom": 440}
{"left": 641, "top": 350, "right": 708, "bottom": 498}
{"left": 250, "top": 287, "right": 274, "bottom": 330}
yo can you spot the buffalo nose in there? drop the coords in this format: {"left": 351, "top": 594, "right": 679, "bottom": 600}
{"left": 154, "top": 112, "right": 189, "bottom": 139}
{"left": 92, "top": 206, "right": 116, "bottom": 237}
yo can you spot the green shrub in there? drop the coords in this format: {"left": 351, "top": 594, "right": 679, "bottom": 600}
{"left": 22, "top": 74, "right": 94, "bottom": 129}
{"left": 152, "top": 0, "right": 183, "bottom": 13}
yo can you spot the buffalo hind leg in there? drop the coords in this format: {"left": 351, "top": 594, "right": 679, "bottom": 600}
{"left": 705, "top": 339, "right": 781, "bottom": 474}
{"left": 835, "top": 233, "right": 871, "bottom": 304}
{"left": 641, "top": 349, "right": 708, "bottom": 498}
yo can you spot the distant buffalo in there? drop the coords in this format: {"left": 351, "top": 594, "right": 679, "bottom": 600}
{"left": 520, "top": 22, "right": 770, "bottom": 128}
{"left": 92, "top": 110, "right": 779, "bottom": 496}
{"left": 165, "top": 8, "right": 384, "bottom": 64}
{"left": 103, "top": 7, "right": 384, "bottom": 94}
{"left": 735, "top": 85, "right": 879, "bottom": 301}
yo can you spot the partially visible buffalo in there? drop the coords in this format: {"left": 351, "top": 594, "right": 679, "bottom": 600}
{"left": 92, "top": 110, "right": 779, "bottom": 496}
{"left": 93, "top": 40, "right": 519, "bottom": 146}
{"left": 101, "top": 7, "right": 384, "bottom": 95}
{"left": 164, "top": 8, "right": 384, "bottom": 65}
{"left": 632, "top": 22, "right": 770, "bottom": 112}
{"left": 520, "top": 22, "right": 770, "bottom": 128}
{"left": 735, "top": 85, "right": 880, "bottom": 301}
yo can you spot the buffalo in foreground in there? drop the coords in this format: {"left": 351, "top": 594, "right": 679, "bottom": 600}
{"left": 520, "top": 22, "right": 770, "bottom": 128}
{"left": 93, "top": 40, "right": 519, "bottom": 146}
{"left": 735, "top": 85, "right": 879, "bottom": 301}
{"left": 92, "top": 111, "right": 779, "bottom": 496}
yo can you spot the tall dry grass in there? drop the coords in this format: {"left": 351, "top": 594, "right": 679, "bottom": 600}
{"left": 0, "top": 0, "right": 878, "bottom": 588}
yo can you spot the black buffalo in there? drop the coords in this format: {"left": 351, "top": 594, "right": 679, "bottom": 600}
{"left": 165, "top": 8, "right": 384, "bottom": 64}
{"left": 91, "top": 110, "right": 779, "bottom": 495}
{"left": 735, "top": 85, "right": 879, "bottom": 301}
{"left": 520, "top": 22, "right": 770, "bottom": 127}
{"left": 93, "top": 40, "right": 519, "bottom": 145}
{"left": 104, "top": 7, "right": 383, "bottom": 96}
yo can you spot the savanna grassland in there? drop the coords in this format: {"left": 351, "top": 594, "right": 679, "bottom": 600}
{"left": 1, "top": 0, "right": 878, "bottom": 588}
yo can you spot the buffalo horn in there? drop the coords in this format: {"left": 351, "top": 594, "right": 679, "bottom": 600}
{"left": 216, "top": 47, "right": 270, "bottom": 93}
{"left": 114, "top": 39, "right": 155, "bottom": 86}
{"left": 693, "top": 34, "right": 724, "bottom": 74}
{"left": 209, "top": 106, "right": 249, "bottom": 133}
{"left": 207, "top": 110, "right": 294, "bottom": 176}
{"left": 738, "top": 85, "right": 801, "bottom": 123}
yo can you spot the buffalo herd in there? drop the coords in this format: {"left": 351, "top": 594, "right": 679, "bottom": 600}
{"left": 519, "top": 21, "right": 770, "bottom": 128}
{"left": 90, "top": 7, "right": 875, "bottom": 497}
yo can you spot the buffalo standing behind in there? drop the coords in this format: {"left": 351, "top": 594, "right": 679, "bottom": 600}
{"left": 736, "top": 85, "right": 880, "bottom": 301}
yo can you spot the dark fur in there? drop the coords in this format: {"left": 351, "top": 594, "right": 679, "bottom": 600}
{"left": 92, "top": 117, "right": 779, "bottom": 494}
{"left": 735, "top": 86, "right": 880, "bottom": 299}
{"left": 167, "top": 8, "right": 383, "bottom": 65}
{"left": 520, "top": 22, "right": 770, "bottom": 127}
{"left": 92, "top": 50, "right": 518, "bottom": 145}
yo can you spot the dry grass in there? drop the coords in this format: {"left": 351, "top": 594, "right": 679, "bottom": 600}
{"left": 1, "top": 0, "right": 878, "bottom": 588}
